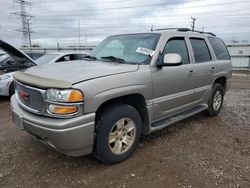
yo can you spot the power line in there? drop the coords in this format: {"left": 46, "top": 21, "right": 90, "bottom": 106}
{"left": 2, "top": 0, "right": 249, "bottom": 16}
{"left": 1, "top": 1, "right": 250, "bottom": 18}
{"left": 35, "top": 0, "right": 250, "bottom": 12}
{"left": 12, "top": 0, "right": 34, "bottom": 47}
{"left": 27, "top": 13, "right": 250, "bottom": 27}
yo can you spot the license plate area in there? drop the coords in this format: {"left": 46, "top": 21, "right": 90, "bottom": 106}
{"left": 12, "top": 111, "right": 24, "bottom": 130}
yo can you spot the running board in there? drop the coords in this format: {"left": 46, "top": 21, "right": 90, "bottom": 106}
{"left": 151, "top": 104, "right": 208, "bottom": 132}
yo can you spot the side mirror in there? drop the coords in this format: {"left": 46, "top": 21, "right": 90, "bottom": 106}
{"left": 158, "top": 53, "right": 182, "bottom": 67}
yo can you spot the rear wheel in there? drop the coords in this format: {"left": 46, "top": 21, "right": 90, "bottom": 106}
{"left": 94, "top": 104, "right": 142, "bottom": 164}
{"left": 204, "top": 83, "right": 224, "bottom": 117}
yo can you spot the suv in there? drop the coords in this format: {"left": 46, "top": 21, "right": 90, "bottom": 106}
{"left": 9, "top": 28, "right": 232, "bottom": 164}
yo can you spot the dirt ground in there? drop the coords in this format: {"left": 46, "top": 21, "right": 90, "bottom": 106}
{"left": 0, "top": 74, "right": 249, "bottom": 188}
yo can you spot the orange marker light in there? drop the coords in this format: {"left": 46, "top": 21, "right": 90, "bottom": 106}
{"left": 68, "top": 90, "right": 84, "bottom": 102}
{"left": 49, "top": 105, "right": 78, "bottom": 115}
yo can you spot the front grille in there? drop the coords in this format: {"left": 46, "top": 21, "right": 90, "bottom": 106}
{"left": 15, "top": 81, "right": 45, "bottom": 114}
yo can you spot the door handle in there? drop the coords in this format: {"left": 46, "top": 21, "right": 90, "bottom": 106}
{"left": 188, "top": 70, "right": 193, "bottom": 76}
{"left": 211, "top": 67, "right": 215, "bottom": 72}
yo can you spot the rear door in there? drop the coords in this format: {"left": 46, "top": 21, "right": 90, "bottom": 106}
{"left": 188, "top": 37, "right": 215, "bottom": 103}
{"left": 208, "top": 37, "right": 232, "bottom": 80}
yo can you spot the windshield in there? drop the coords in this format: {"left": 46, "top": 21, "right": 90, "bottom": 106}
{"left": 25, "top": 52, "right": 45, "bottom": 60}
{"left": 90, "top": 33, "right": 160, "bottom": 64}
{"left": 35, "top": 54, "right": 59, "bottom": 65}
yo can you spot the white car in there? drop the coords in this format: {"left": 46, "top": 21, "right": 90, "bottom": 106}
{"left": 0, "top": 40, "right": 86, "bottom": 96}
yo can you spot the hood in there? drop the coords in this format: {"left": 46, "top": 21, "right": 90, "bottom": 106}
{"left": 0, "top": 40, "right": 36, "bottom": 66}
{"left": 16, "top": 60, "right": 139, "bottom": 88}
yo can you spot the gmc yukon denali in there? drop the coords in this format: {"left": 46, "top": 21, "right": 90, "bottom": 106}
{"left": 8, "top": 28, "right": 232, "bottom": 164}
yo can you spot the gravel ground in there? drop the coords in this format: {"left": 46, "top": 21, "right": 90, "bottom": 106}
{"left": 0, "top": 74, "right": 249, "bottom": 188}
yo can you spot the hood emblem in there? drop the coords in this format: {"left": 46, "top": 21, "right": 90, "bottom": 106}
{"left": 18, "top": 90, "right": 29, "bottom": 101}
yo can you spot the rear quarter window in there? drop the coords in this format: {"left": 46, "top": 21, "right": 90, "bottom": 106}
{"left": 208, "top": 37, "right": 230, "bottom": 60}
{"left": 190, "top": 38, "right": 212, "bottom": 63}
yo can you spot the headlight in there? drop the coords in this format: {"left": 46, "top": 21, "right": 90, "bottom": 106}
{"left": 0, "top": 74, "right": 11, "bottom": 80}
{"left": 46, "top": 89, "right": 84, "bottom": 103}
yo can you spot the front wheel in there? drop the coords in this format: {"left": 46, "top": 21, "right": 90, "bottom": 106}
{"left": 94, "top": 104, "right": 142, "bottom": 164}
{"left": 204, "top": 83, "right": 224, "bottom": 117}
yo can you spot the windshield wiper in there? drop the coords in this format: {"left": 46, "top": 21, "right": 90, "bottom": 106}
{"left": 82, "top": 55, "right": 97, "bottom": 60}
{"left": 101, "top": 56, "right": 125, "bottom": 63}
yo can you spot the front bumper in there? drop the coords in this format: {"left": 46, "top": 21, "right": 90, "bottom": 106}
{"left": 10, "top": 95, "right": 96, "bottom": 157}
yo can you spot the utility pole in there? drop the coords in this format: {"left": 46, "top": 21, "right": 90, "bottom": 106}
{"left": 27, "top": 19, "right": 32, "bottom": 47}
{"left": 79, "top": 20, "right": 81, "bottom": 50}
{"left": 12, "top": 0, "right": 34, "bottom": 47}
{"left": 191, "top": 17, "right": 196, "bottom": 31}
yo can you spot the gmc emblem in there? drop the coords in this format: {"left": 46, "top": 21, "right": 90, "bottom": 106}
{"left": 18, "top": 90, "right": 29, "bottom": 101}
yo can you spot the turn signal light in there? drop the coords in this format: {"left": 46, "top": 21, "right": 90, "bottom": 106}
{"left": 48, "top": 105, "right": 78, "bottom": 115}
{"left": 68, "top": 90, "right": 84, "bottom": 102}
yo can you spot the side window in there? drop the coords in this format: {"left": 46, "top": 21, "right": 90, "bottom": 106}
{"left": 63, "top": 55, "right": 70, "bottom": 61}
{"left": 74, "top": 54, "right": 82, "bottom": 60}
{"left": 208, "top": 37, "right": 230, "bottom": 60}
{"left": 56, "top": 55, "right": 70, "bottom": 62}
{"left": 69, "top": 54, "right": 75, "bottom": 60}
{"left": 162, "top": 38, "right": 189, "bottom": 64}
{"left": 190, "top": 38, "right": 211, "bottom": 63}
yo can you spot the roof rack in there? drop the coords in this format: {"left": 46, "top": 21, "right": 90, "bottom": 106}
{"left": 151, "top": 27, "right": 216, "bottom": 36}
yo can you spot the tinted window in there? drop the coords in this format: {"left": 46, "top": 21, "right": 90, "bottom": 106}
{"left": 163, "top": 38, "right": 189, "bottom": 64}
{"left": 208, "top": 37, "right": 230, "bottom": 60}
{"left": 190, "top": 38, "right": 211, "bottom": 63}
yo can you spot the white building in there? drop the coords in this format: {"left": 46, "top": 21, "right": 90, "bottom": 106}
{"left": 227, "top": 43, "right": 250, "bottom": 71}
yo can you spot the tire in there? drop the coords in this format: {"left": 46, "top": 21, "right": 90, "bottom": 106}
{"left": 9, "top": 82, "right": 15, "bottom": 97}
{"left": 94, "top": 104, "right": 142, "bottom": 164}
{"left": 204, "top": 83, "right": 224, "bottom": 117}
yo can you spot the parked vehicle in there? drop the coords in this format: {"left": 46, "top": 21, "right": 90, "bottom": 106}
{"left": 10, "top": 29, "right": 232, "bottom": 164}
{"left": 0, "top": 52, "right": 44, "bottom": 74}
{"left": 34, "top": 52, "right": 86, "bottom": 65}
{"left": 0, "top": 40, "right": 86, "bottom": 97}
{"left": 24, "top": 52, "right": 45, "bottom": 61}
{"left": 0, "top": 53, "right": 9, "bottom": 65}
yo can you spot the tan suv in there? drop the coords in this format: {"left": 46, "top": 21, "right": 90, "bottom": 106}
{"left": 6, "top": 28, "right": 232, "bottom": 164}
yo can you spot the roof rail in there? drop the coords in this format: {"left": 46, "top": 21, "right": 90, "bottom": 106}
{"left": 151, "top": 27, "right": 190, "bottom": 31}
{"left": 151, "top": 27, "right": 216, "bottom": 36}
{"left": 189, "top": 29, "right": 216, "bottom": 36}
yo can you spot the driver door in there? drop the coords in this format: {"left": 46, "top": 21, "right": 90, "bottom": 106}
{"left": 151, "top": 36, "right": 195, "bottom": 121}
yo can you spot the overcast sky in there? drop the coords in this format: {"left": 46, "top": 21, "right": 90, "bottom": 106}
{"left": 0, "top": 0, "right": 250, "bottom": 47}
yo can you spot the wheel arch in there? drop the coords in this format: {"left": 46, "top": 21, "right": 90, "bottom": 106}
{"left": 213, "top": 76, "right": 226, "bottom": 94}
{"left": 95, "top": 94, "right": 150, "bottom": 135}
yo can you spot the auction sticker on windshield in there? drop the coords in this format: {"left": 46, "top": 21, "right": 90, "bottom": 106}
{"left": 136, "top": 47, "right": 155, "bottom": 56}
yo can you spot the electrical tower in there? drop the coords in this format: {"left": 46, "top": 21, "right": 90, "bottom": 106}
{"left": 12, "top": 0, "right": 34, "bottom": 47}
{"left": 191, "top": 17, "right": 196, "bottom": 31}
